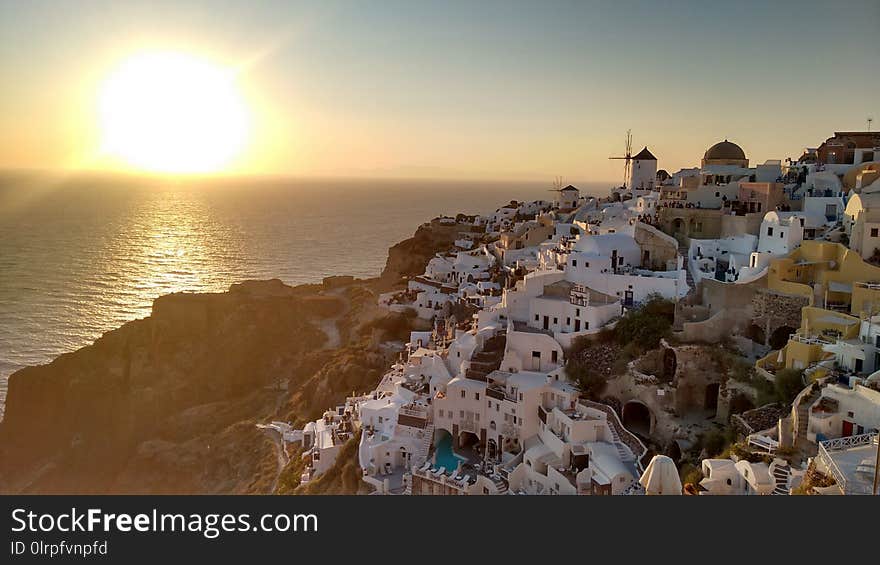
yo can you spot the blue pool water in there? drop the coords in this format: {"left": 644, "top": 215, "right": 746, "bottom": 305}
{"left": 433, "top": 434, "right": 465, "bottom": 473}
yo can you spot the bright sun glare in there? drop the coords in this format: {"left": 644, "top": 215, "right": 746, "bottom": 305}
{"left": 98, "top": 51, "right": 250, "bottom": 174}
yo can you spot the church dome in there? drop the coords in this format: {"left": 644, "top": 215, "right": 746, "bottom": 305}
{"left": 704, "top": 139, "right": 746, "bottom": 161}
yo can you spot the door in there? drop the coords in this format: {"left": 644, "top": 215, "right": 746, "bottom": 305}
{"left": 842, "top": 420, "right": 854, "bottom": 437}
{"left": 624, "top": 291, "right": 634, "bottom": 307}
{"left": 574, "top": 319, "right": 581, "bottom": 332}
{"left": 543, "top": 316, "right": 549, "bottom": 330}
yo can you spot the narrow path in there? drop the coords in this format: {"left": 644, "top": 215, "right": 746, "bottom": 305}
{"left": 263, "top": 428, "right": 289, "bottom": 494}
{"left": 318, "top": 288, "right": 350, "bottom": 350}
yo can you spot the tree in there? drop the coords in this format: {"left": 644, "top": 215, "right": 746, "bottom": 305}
{"left": 774, "top": 368, "right": 804, "bottom": 405}
{"left": 614, "top": 294, "right": 674, "bottom": 350}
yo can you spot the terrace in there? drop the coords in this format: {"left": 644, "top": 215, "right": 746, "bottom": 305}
{"left": 816, "top": 433, "right": 879, "bottom": 495}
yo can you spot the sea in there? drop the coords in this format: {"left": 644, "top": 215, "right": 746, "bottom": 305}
{"left": 0, "top": 171, "right": 608, "bottom": 419}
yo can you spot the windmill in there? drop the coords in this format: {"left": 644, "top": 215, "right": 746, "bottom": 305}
{"left": 547, "top": 175, "right": 565, "bottom": 201}
{"left": 609, "top": 129, "right": 633, "bottom": 189}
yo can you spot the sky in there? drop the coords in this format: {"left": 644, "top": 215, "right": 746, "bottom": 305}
{"left": 0, "top": 0, "right": 878, "bottom": 182}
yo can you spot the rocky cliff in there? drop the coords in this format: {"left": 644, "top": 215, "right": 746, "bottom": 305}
{"left": 381, "top": 217, "right": 480, "bottom": 283}
{"left": 0, "top": 218, "right": 473, "bottom": 494}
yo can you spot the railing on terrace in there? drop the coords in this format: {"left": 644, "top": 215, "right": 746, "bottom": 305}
{"left": 817, "top": 432, "right": 878, "bottom": 495}
{"left": 399, "top": 405, "right": 429, "bottom": 419}
{"left": 487, "top": 384, "right": 517, "bottom": 403}
{"left": 789, "top": 333, "right": 833, "bottom": 346}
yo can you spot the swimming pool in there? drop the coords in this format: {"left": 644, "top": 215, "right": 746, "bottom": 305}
{"left": 432, "top": 434, "right": 465, "bottom": 473}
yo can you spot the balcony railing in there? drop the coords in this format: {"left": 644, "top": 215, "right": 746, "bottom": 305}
{"left": 459, "top": 420, "right": 478, "bottom": 433}
{"left": 817, "top": 432, "right": 878, "bottom": 495}
{"left": 789, "top": 333, "right": 833, "bottom": 346}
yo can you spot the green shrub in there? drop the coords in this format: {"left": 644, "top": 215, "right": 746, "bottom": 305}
{"left": 698, "top": 427, "right": 736, "bottom": 458}
{"left": 679, "top": 462, "right": 703, "bottom": 486}
{"left": 774, "top": 368, "right": 804, "bottom": 405}
{"left": 613, "top": 294, "right": 674, "bottom": 350}
{"left": 565, "top": 360, "right": 607, "bottom": 400}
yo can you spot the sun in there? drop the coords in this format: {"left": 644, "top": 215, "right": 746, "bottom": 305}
{"left": 98, "top": 51, "right": 250, "bottom": 174}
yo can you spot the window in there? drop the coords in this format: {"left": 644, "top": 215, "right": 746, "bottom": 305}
{"left": 572, "top": 259, "right": 577, "bottom": 267}
{"left": 518, "top": 394, "right": 523, "bottom": 402}
{"left": 872, "top": 228, "right": 879, "bottom": 238}
{"left": 438, "top": 409, "right": 444, "bottom": 418}
{"left": 576, "top": 308, "right": 580, "bottom": 316}
{"left": 551, "top": 350, "right": 558, "bottom": 364}
{"left": 532, "top": 351, "right": 540, "bottom": 358}
{"left": 534, "top": 314, "right": 539, "bottom": 321}
{"left": 553, "top": 317, "right": 558, "bottom": 324}
{"left": 847, "top": 411, "right": 855, "bottom": 418}
{"left": 566, "top": 317, "right": 571, "bottom": 325}
{"left": 585, "top": 262, "right": 590, "bottom": 268}
{"left": 460, "top": 390, "right": 466, "bottom": 398}
{"left": 459, "top": 410, "right": 464, "bottom": 418}
{"left": 767, "top": 227, "right": 773, "bottom": 236}
{"left": 475, "top": 392, "right": 480, "bottom": 400}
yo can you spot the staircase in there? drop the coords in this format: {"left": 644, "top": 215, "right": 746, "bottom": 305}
{"left": 772, "top": 463, "right": 791, "bottom": 495}
{"left": 606, "top": 422, "right": 631, "bottom": 461}
{"left": 795, "top": 385, "right": 821, "bottom": 444}
{"left": 491, "top": 474, "right": 508, "bottom": 495}
{"left": 415, "top": 423, "right": 434, "bottom": 467}
{"left": 465, "top": 334, "right": 506, "bottom": 381}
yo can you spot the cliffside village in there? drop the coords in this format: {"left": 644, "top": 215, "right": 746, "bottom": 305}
{"left": 266, "top": 131, "right": 880, "bottom": 495}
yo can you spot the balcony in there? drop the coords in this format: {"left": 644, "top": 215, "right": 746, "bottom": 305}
{"left": 459, "top": 420, "right": 478, "bottom": 433}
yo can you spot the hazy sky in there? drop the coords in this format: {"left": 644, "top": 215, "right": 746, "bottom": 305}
{"left": 0, "top": 0, "right": 877, "bottom": 182}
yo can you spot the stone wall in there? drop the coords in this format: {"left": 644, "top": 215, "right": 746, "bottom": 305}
{"left": 750, "top": 288, "right": 808, "bottom": 346}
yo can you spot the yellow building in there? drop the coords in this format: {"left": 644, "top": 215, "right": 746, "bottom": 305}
{"left": 767, "top": 241, "right": 880, "bottom": 317}
{"left": 758, "top": 241, "right": 880, "bottom": 379}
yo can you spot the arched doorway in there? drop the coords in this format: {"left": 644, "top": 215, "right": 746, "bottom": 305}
{"left": 704, "top": 383, "right": 720, "bottom": 413}
{"left": 662, "top": 348, "right": 677, "bottom": 382}
{"left": 622, "top": 401, "right": 653, "bottom": 438}
{"left": 769, "top": 325, "right": 795, "bottom": 350}
{"left": 487, "top": 439, "right": 498, "bottom": 461}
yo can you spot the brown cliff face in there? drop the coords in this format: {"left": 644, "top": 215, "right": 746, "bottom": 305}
{"left": 381, "top": 219, "right": 477, "bottom": 283}
{"left": 0, "top": 216, "right": 451, "bottom": 494}
{"left": 0, "top": 280, "right": 330, "bottom": 493}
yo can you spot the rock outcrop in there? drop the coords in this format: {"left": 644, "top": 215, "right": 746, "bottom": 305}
{"left": 0, "top": 211, "right": 445, "bottom": 494}
{"left": 381, "top": 218, "right": 479, "bottom": 282}
{"left": 0, "top": 280, "right": 333, "bottom": 493}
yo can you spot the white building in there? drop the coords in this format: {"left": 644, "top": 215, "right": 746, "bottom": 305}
{"left": 629, "top": 147, "right": 658, "bottom": 191}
